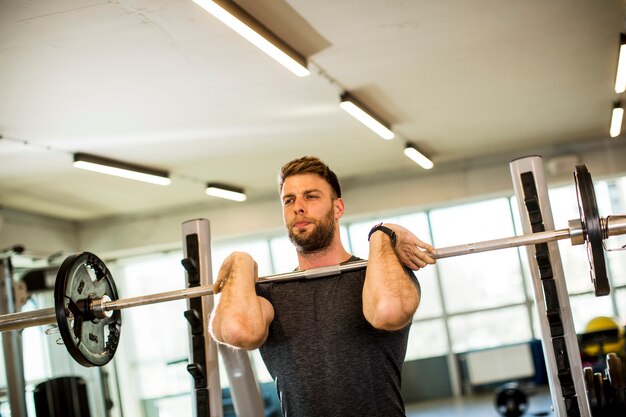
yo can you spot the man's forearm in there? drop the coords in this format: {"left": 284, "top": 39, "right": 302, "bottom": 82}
{"left": 209, "top": 253, "right": 274, "bottom": 349}
{"left": 362, "top": 232, "right": 420, "bottom": 330}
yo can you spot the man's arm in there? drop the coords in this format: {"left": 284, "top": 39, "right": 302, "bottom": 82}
{"left": 209, "top": 252, "right": 275, "bottom": 349}
{"left": 362, "top": 223, "right": 435, "bottom": 331}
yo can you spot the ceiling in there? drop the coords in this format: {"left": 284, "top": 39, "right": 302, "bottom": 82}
{"left": 0, "top": 0, "right": 624, "bottom": 221}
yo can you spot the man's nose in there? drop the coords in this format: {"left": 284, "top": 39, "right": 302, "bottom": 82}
{"left": 293, "top": 198, "right": 305, "bottom": 214}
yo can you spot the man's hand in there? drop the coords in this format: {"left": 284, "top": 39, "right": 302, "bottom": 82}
{"left": 210, "top": 251, "right": 274, "bottom": 349}
{"left": 213, "top": 251, "right": 258, "bottom": 294}
{"left": 384, "top": 223, "right": 436, "bottom": 271}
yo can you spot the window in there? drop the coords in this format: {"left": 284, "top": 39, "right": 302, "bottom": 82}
{"left": 270, "top": 226, "right": 350, "bottom": 274}
{"left": 211, "top": 239, "right": 272, "bottom": 278}
{"left": 605, "top": 178, "right": 626, "bottom": 287}
{"left": 429, "top": 198, "right": 526, "bottom": 314}
{"left": 115, "top": 252, "right": 191, "bottom": 401}
{"left": 549, "top": 185, "right": 599, "bottom": 294}
{"left": 405, "top": 319, "right": 449, "bottom": 360}
{"left": 569, "top": 293, "right": 616, "bottom": 333}
{"left": 448, "top": 306, "right": 532, "bottom": 352}
{"left": 101, "top": 171, "right": 626, "bottom": 416}
{"left": 270, "top": 236, "right": 298, "bottom": 273}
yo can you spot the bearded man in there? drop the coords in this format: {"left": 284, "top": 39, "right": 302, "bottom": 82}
{"left": 210, "top": 156, "right": 436, "bottom": 417}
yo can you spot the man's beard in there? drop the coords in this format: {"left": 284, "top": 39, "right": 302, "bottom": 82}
{"left": 288, "top": 207, "right": 336, "bottom": 255}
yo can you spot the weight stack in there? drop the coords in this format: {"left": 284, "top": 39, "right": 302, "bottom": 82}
{"left": 33, "top": 376, "right": 91, "bottom": 417}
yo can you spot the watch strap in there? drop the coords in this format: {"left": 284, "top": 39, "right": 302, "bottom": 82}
{"left": 368, "top": 222, "right": 397, "bottom": 247}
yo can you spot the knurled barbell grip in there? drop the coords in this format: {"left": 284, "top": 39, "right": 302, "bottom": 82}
{"left": 433, "top": 228, "right": 572, "bottom": 259}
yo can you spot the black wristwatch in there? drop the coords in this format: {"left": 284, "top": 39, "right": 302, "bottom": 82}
{"left": 368, "top": 222, "right": 397, "bottom": 247}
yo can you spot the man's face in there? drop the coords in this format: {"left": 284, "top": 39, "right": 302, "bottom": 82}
{"left": 281, "top": 173, "right": 341, "bottom": 254}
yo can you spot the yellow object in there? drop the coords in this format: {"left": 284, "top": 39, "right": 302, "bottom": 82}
{"left": 582, "top": 316, "right": 625, "bottom": 357}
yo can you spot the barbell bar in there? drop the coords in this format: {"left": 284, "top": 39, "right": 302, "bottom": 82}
{"left": 1, "top": 214, "right": 625, "bottom": 335}
{"left": 0, "top": 164, "right": 624, "bottom": 368}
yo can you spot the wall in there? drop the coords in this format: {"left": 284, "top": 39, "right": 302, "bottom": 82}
{"left": 0, "top": 208, "right": 79, "bottom": 257}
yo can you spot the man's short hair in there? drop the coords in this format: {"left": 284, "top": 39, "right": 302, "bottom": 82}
{"left": 278, "top": 156, "right": 342, "bottom": 198}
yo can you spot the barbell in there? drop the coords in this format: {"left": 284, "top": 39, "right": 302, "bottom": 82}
{"left": 0, "top": 165, "right": 624, "bottom": 368}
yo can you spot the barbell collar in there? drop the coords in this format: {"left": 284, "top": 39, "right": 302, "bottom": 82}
{"left": 606, "top": 215, "right": 626, "bottom": 240}
{"left": 569, "top": 219, "right": 585, "bottom": 246}
{"left": 90, "top": 295, "right": 113, "bottom": 319}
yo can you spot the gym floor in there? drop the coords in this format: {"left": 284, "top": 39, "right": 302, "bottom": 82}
{"left": 405, "top": 386, "right": 553, "bottom": 417}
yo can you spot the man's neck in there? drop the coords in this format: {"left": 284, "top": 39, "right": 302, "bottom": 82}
{"left": 296, "top": 240, "right": 351, "bottom": 270}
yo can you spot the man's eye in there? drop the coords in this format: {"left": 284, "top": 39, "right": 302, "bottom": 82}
{"left": 284, "top": 199, "right": 293, "bottom": 205}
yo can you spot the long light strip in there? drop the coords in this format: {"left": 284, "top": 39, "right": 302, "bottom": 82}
{"left": 403, "top": 143, "right": 434, "bottom": 169}
{"left": 615, "top": 33, "right": 626, "bottom": 94}
{"left": 610, "top": 102, "right": 624, "bottom": 138}
{"left": 206, "top": 182, "right": 247, "bottom": 202}
{"left": 73, "top": 153, "right": 171, "bottom": 185}
{"left": 192, "top": 0, "right": 309, "bottom": 77}
{"left": 339, "top": 93, "right": 394, "bottom": 140}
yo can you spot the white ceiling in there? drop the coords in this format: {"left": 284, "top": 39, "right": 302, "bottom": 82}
{"left": 0, "top": 0, "right": 624, "bottom": 221}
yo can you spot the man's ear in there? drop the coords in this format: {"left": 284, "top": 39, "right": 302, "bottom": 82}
{"left": 334, "top": 198, "right": 345, "bottom": 219}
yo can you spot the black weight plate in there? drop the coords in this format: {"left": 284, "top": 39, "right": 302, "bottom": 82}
{"left": 54, "top": 252, "right": 121, "bottom": 367}
{"left": 495, "top": 385, "right": 528, "bottom": 417}
{"left": 574, "top": 165, "right": 609, "bottom": 296}
{"left": 584, "top": 367, "right": 598, "bottom": 411}
{"left": 594, "top": 372, "right": 607, "bottom": 412}
{"left": 607, "top": 353, "right": 626, "bottom": 409}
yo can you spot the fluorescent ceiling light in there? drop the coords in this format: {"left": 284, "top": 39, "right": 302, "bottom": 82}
{"left": 73, "top": 153, "right": 171, "bottom": 185}
{"left": 339, "top": 93, "right": 394, "bottom": 140}
{"left": 615, "top": 33, "right": 626, "bottom": 94}
{"left": 206, "top": 182, "right": 247, "bottom": 202}
{"left": 192, "top": 0, "right": 309, "bottom": 77}
{"left": 610, "top": 102, "right": 624, "bottom": 138}
{"left": 403, "top": 143, "right": 434, "bottom": 169}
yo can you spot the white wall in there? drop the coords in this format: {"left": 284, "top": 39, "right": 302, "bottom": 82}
{"left": 0, "top": 208, "right": 79, "bottom": 256}
{"left": 2, "top": 143, "right": 625, "bottom": 259}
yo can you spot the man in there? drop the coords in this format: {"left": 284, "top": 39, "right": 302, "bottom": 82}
{"left": 210, "top": 156, "right": 436, "bottom": 416}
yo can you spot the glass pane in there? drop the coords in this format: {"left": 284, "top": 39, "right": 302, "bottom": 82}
{"left": 270, "top": 235, "right": 298, "bottom": 273}
{"left": 429, "top": 198, "right": 525, "bottom": 313}
{"left": 413, "top": 265, "right": 442, "bottom": 319}
{"left": 348, "top": 217, "right": 397, "bottom": 259}
{"left": 546, "top": 185, "right": 592, "bottom": 294}
{"left": 396, "top": 212, "right": 432, "bottom": 245}
{"left": 569, "top": 293, "right": 615, "bottom": 333}
{"left": 398, "top": 213, "right": 442, "bottom": 318}
{"left": 119, "top": 252, "right": 189, "bottom": 363}
{"left": 606, "top": 178, "right": 626, "bottom": 287}
{"left": 608, "top": 250, "right": 626, "bottom": 288}
{"left": 448, "top": 306, "right": 532, "bottom": 352}
{"left": 153, "top": 395, "right": 193, "bottom": 417}
{"left": 339, "top": 225, "right": 350, "bottom": 254}
{"left": 548, "top": 185, "right": 580, "bottom": 230}
{"left": 405, "top": 319, "right": 448, "bottom": 361}
{"left": 135, "top": 361, "right": 192, "bottom": 398}
{"left": 211, "top": 239, "right": 272, "bottom": 278}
